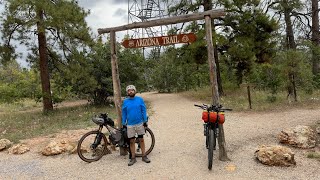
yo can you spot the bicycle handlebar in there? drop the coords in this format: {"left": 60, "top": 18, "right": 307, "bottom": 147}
{"left": 194, "top": 104, "right": 232, "bottom": 112}
{"left": 194, "top": 104, "right": 204, "bottom": 108}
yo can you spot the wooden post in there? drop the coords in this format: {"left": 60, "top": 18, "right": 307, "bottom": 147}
{"left": 205, "top": 15, "right": 229, "bottom": 161}
{"left": 110, "top": 31, "right": 126, "bottom": 155}
{"left": 247, "top": 85, "right": 252, "bottom": 109}
{"left": 241, "top": 83, "right": 253, "bottom": 109}
{"left": 205, "top": 16, "right": 219, "bottom": 105}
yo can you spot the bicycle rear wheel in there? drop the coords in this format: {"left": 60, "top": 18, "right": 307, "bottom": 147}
{"left": 135, "top": 127, "right": 155, "bottom": 157}
{"left": 208, "top": 128, "right": 215, "bottom": 170}
{"left": 77, "top": 130, "right": 108, "bottom": 163}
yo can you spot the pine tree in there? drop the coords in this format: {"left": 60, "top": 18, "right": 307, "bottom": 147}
{"left": 0, "top": 0, "right": 92, "bottom": 112}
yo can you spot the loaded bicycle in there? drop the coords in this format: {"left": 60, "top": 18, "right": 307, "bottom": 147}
{"left": 77, "top": 113, "right": 155, "bottom": 163}
{"left": 194, "top": 104, "right": 232, "bottom": 170}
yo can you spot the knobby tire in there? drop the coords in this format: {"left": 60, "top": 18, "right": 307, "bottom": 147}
{"left": 208, "top": 128, "right": 215, "bottom": 170}
{"left": 77, "top": 130, "right": 108, "bottom": 163}
{"left": 135, "top": 127, "right": 155, "bottom": 157}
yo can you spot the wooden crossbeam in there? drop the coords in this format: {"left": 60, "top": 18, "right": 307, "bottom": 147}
{"left": 98, "top": 9, "right": 225, "bottom": 34}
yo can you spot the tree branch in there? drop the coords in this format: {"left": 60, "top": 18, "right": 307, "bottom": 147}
{"left": 5, "top": 24, "right": 21, "bottom": 46}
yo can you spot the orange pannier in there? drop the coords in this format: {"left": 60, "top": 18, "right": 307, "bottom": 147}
{"left": 202, "top": 111, "right": 209, "bottom": 122}
{"left": 217, "top": 112, "right": 225, "bottom": 124}
{"left": 202, "top": 111, "right": 225, "bottom": 124}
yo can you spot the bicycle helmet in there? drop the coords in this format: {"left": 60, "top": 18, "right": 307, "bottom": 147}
{"left": 126, "top": 85, "right": 136, "bottom": 92}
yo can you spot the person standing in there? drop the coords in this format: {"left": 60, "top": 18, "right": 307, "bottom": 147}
{"left": 122, "top": 85, "right": 151, "bottom": 166}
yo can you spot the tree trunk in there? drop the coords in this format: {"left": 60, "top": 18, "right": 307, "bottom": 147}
{"left": 284, "top": 4, "right": 296, "bottom": 49}
{"left": 37, "top": 9, "right": 53, "bottom": 112}
{"left": 214, "top": 44, "right": 224, "bottom": 96}
{"left": 312, "top": 0, "right": 320, "bottom": 75}
{"left": 283, "top": 1, "right": 297, "bottom": 100}
{"left": 292, "top": 74, "right": 297, "bottom": 102}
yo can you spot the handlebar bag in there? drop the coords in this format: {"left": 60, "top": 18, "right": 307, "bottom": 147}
{"left": 202, "top": 111, "right": 218, "bottom": 123}
{"left": 202, "top": 111, "right": 225, "bottom": 124}
{"left": 217, "top": 112, "right": 225, "bottom": 124}
{"left": 202, "top": 111, "right": 209, "bottom": 122}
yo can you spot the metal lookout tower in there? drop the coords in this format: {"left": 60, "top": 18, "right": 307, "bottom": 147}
{"left": 127, "top": 0, "right": 168, "bottom": 58}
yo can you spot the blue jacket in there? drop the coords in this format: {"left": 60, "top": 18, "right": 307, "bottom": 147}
{"left": 121, "top": 96, "right": 147, "bottom": 126}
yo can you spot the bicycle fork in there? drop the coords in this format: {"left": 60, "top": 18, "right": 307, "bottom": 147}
{"left": 91, "top": 126, "right": 103, "bottom": 149}
{"left": 213, "top": 124, "right": 219, "bottom": 150}
{"left": 204, "top": 124, "right": 209, "bottom": 149}
{"left": 205, "top": 123, "right": 218, "bottom": 150}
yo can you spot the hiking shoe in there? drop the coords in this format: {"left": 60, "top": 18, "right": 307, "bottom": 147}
{"left": 142, "top": 156, "right": 151, "bottom": 163}
{"left": 128, "top": 158, "right": 137, "bottom": 166}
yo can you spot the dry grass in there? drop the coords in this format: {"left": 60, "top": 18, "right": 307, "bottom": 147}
{"left": 180, "top": 86, "right": 320, "bottom": 112}
{"left": 0, "top": 99, "right": 41, "bottom": 113}
{"left": 0, "top": 101, "right": 116, "bottom": 143}
{"left": 306, "top": 151, "right": 320, "bottom": 160}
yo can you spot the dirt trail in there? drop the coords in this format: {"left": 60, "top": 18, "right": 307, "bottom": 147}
{"left": 0, "top": 92, "right": 320, "bottom": 180}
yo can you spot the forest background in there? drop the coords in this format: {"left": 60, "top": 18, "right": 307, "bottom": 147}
{"left": 0, "top": 0, "right": 320, "bottom": 113}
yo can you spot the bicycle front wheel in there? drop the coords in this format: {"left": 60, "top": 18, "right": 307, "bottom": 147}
{"left": 77, "top": 130, "right": 108, "bottom": 163}
{"left": 135, "top": 127, "right": 155, "bottom": 157}
{"left": 208, "top": 128, "right": 215, "bottom": 170}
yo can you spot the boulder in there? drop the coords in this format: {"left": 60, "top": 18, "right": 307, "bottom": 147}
{"left": 69, "top": 144, "right": 78, "bottom": 154}
{"left": 315, "top": 126, "right": 320, "bottom": 134}
{"left": 0, "top": 139, "right": 13, "bottom": 151}
{"left": 255, "top": 145, "right": 296, "bottom": 167}
{"left": 278, "top": 125, "right": 316, "bottom": 149}
{"left": 41, "top": 140, "right": 76, "bottom": 156}
{"left": 8, "top": 144, "right": 30, "bottom": 154}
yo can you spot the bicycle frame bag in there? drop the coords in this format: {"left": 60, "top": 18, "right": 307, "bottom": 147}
{"left": 118, "top": 127, "right": 129, "bottom": 147}
{"left": 109, "top": 127, "right": 122, "bottom": 145}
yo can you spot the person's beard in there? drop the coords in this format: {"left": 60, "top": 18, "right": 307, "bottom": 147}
{"left": 128, "top": 93, "right": 135, "bottom": 97}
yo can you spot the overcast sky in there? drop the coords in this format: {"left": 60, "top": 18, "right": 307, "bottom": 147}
{"left": 0, "top": 0, "right": 130, "bottom": 67}
{"left": 77, "top": 0, "right": 128, "bottom": 40}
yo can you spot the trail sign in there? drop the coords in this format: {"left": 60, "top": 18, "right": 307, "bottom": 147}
{"left": 121, "top": 33, "right": 196, "bottom": 48}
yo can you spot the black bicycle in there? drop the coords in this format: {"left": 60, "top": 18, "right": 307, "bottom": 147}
{"left": 194, "top": 104, "right": 232, "bottom": 170}
{"left": 77, "top": 113, "right": 155, "bottom": 163}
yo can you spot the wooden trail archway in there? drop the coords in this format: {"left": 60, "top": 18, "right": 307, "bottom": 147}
{"left": 98, "top": 9, "right": 228, "bottom": 159}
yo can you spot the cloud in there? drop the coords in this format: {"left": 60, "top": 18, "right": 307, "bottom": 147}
{"left": 77, "top": 0, "right": 106, "bottom": 8}
{"left": 77, "top": 1, "right": 128, "bottom": 37}
{"left": 78, "top": 0, "right": 126, "bottom": 8}
{"left": 113, "top": 8, "right": 126, "bottom": 17}
{"left": 110, "top": 0, "right": 127, "bottom": 5}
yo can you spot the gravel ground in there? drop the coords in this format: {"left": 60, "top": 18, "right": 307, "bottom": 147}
{"left": 0, "top": 92, "right": 320, "bottom": 180}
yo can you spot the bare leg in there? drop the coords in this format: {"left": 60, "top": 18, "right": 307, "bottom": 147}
{"left": 128, "top": 138, "right": 137, "bottom": 166}
{"left": 130, "top": 138, "right": 136, "bottom": 158}
{"left": 139, "top": 137, "right": 151, "bottom": 163}
{"left": 139, "top": 138, "right": 146, "bottom": 156}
